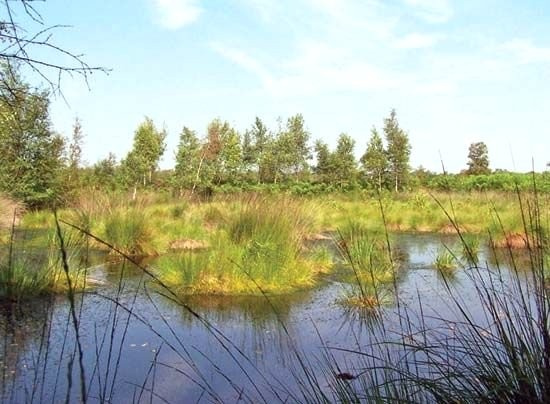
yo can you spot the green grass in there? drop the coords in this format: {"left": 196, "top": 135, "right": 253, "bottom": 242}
{"left": 102, "top": 206, "right": 155, "bottom": 256}
{"left": 155, "top": 197, "right": 329, "bottom": 295}
{"left": 338, "top": 222, "right": 397, "bottom": 308}
{"left": 434, "top": 249, "right": 457, "bottom": 271}
{"left": 0, "top": 230, "right": 88, "bottom": 302}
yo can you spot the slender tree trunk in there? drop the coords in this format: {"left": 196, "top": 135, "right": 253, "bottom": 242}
{"left": 132, "top": 185, "right": 137, "bottom": 201}
{"left": 395, "top": 173, "right": 398, "bottom": 192}
{"left": 191, "top": 155, "right": 205, "bottom": 195}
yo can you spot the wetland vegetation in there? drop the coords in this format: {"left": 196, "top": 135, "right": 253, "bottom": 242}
{"left": 1, "top": 24, "right": 550, "bottom": 403}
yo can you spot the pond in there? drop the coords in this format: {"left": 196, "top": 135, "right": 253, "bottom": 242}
{"left": 0, "top": 233, "right": 531, "bottom": 403}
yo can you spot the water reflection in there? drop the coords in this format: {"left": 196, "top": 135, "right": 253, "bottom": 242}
{"left": 0, "top": 233, "right": 539, "bottom": 402}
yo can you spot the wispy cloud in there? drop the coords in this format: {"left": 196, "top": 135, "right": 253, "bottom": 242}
{"left": 211, "top": 40, "right": 455, "bottom": 97}
{"left": 394, "top": 33, "right": 442, "bottom": 49}
{"left": 500, "top": 39, "right": 550, "bottom": 64}
{"left": 150, "top": 0, "right": 202, "bottom": 30}
{"left": 402, "top": 0, "right": 453, "bottom": 23}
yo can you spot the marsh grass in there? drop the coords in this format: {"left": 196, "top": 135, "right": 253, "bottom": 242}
{"left": 102, "top": 204, "right": 155, "bottom": 257}
{"left": 5, "top": 186, "right": 550, "bottom": 402}
{"left": 434, "top": 248, "right": 457, "bottom": 271}
{"left": 155, "top": 197, "right": 328, "bottom": 295}
{"left": 337, "top": 222, "right": 397, "bottom": 309}
{"left": 0, "top": 228, "right": 88, "bottom": 302}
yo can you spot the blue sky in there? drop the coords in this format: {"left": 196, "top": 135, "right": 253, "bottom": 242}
{"left": 32, "top": 0, "right": 550, "bottom": 172}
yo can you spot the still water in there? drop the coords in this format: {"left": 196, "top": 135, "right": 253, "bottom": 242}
{"left": 0, "top": 234, "right": 525, "bottom": 403}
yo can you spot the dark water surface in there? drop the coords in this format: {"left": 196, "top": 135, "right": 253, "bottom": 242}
{"left": 0, "top": 234, "right": 526, "bottom": 403}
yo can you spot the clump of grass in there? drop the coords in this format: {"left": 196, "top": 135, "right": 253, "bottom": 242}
{"left": 170, "top": 203, "right": 187, "bottom": 219}
{"left": 155, "top": 197, "right": 322, "bottom": 295}
{"left": 308, "top": 245, "right": 333, "bottom": 274}
{"left": 461, "top": 234, "right": 480, "bottom": 264}
{"left": 0, "top": 229, "right": 88, "bottom": 302}
{"left": 434, "top": 249, "right": 457, "bottom": 271}
{"left": 154, "top": 252, "right": 210, "bottom": 294}
{"left": 338, "top": 222, "right": 397, "bottom": 309}
{"left": 102, "top": 206, "right": 155, "bottom": 256}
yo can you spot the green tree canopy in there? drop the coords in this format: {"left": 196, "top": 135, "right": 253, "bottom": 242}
{"left": 466, "top": 142, "right": 490, "bottom": 175}
{"left": 0, "top": 65, "right": 65, "bottom": 207}
{"left": 314, "top": 140, "right": 332, "bottom": 183}
{"left": 332, "top": 133, "right": 357, "bottom": 185}
{"left": 121, "top": 117, "right": 166, "bottom": 197}
{"left": 174, "top": 127, "right": 202, "bottom": 191}
{"left": 384, "top": 109, "right": 411, "bottom": 191}
{"left": 361, "top": 128, "right": 388, "bottom": 191}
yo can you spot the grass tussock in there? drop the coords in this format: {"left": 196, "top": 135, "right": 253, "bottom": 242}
{"left": 156, "top": 197, "right": 330, "bottom": 295}
{"left": 434, "top": 248, "right": 457, "bottom": 271}
{"left": 102, "top": 206, "right": 155, "bottom": 256}
{"left": 0, "top": 229, "right": 88, "bottom": 302}
{"left": 338, "top": 222, "right": 397, "bottom": 309}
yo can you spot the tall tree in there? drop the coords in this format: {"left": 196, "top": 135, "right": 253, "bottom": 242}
{"left": 0, "top": 65, "right": 65, "bottom": 207}
{"left": 384, "top": 109, "right": 411, "bottom": 192}
{"left": 361, "top": 128, "right": 388, "bottom": 191}
{"left": 314, "top": 140, "right": 332, "bottom": 183}
{"left": 219, "top": 126, "right": 242, "bottom": 183}
{"left": 276, "top": 114, "right": 311, "bottom": 180}
{"left": 243, "top": 117, "right": 270, "bottom": 181}
{"left": 332, "top": 133, "right": 357, "bottom": 185}
{"left": 91, "top": 153, "right": 118, "bottom": 190}
{"left": 66, "top": 117, "right": 85, "bottom": 192}
{"left": 466, "top": 142, "right": 490, "bottom": 175}
{"left": 174, "top": 127, "right": 201, "bottom": 193}
{"left": 120, "top": 117, "right": 166, "bottom": 199}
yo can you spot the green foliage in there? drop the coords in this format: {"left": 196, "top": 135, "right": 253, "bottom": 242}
{"left": 273, "top": 114, "right": 311, "bottom": 180}
{"left": 314, "top": 140, "right": 332, "bottom": 183}
{"left": 174, "top": 127, "right": 202, "bottom": 191}
{"left": 434, "top": 249, "right": 457, "bottom": 271}
{"left": 63, "top": 117, "right": 85, "bottom": 202}
{"left": 0, "top": 65, "right": 65, "bottom": 207}
{"left": 200, "top": 119, "right": 243, "bottom": 185}
{"left": 361, "top": 128, "right": 388, "bottom": 191}
{"left": 332, "top": 133, "right": 357, "bottom": 186}
{"left": 120, "top": 117, "right": 166, "bottom": 193}
{"left": 384, "top": 109, "right": 411, "bottom": 191}
{"left": 90, "top": 153, "right": 118, "bottom": 190}
{"left": 466, "top": 141, "right": 490, "bottom": 175}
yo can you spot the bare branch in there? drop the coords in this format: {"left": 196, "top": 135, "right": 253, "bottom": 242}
{"left": 0, "top": 0, "right": 109, "bottom": 97}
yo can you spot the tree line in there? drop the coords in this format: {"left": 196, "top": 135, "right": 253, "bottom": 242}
{"left": 1, "top": 66, "right": 546, "bottom": 208}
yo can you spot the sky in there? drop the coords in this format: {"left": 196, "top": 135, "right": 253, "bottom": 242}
{"left": 22, "top": 0, "right": 550, "bottom": 173}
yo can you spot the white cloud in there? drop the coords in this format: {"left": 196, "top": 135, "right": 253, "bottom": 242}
{"left": 210, "top": 43, "right": 273, "bottom": 86}
{"left": 151, "top": 0, "right": 202, "bottom": 30}
{"left": 500, "top": 39, "right": 550, "bottom": 64}
{"left": 402, "top": 0, "right": 453, "bottom": 23}
{"left": 394, "top": 33, "right": 442, "bottom": 49}
{"left": 212, "top": 41, "right": 456, "bottom": 97}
